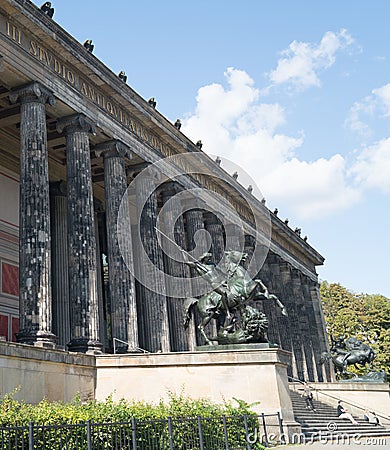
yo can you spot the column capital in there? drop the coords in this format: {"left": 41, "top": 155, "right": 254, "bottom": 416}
{"left": 132, "top": 162, "right": 162, "bottom": 183}
{"left": 95, "top": 139, "right": 132, "bottom": 160}
{"left": 204, "top": 211, "right": 221, "bottom": 227}
{"left": 94, "top": 198, "right": 104, "bottom": 214}
{"left": 10, "top": 81, "right": 55, "bottom": 106}
{"left": 244, "top": 234, "right": 255, "bottom": 248}
{"left": 49, "top": 180, "right": 67, "bottom": 197}
{"left": 56, "top": 113, "right": 96, "bottom": 136}
{"left": 160, "top": 181, "right": 182, "bottom": 201}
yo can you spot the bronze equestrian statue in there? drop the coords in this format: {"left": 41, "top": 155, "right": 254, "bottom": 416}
{"left": 319, "top": 336, "right": 376, "bottom": 378}
{"left": 183, "top": 250, "right": 287, "bottom": 345}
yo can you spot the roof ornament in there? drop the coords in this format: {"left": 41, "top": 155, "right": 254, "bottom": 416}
{"left": 148, "top": 97, "right": 157, "bottom": 108}
{"left": 118, "top": 71, "right": 127, "bottom": 82}
{"left": 83, "top": 40, "right": 94, "bottom": 53}
{"left": 40, "top": 2, "right": 54, "bottom": 18}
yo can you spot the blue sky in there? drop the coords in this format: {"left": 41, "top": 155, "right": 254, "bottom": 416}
{"left": 32, "top": 1, "right": 390, "bottom": 296}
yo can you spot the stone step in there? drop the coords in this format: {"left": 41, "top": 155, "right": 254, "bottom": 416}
{"left": 296, "top": 417, "right": 384, "bottom": 425}
{"left": 303, "top": 425, "right": 386, "bottom": 432}
{"left": 294, "top": 411, "right": 338, "bottom": 414}
{"left": 303, "top": 431, "right": 390, "bottom": 438}
{"left": 302, "top": 433, "right": 390, "bottom": 442}
{"left": 289, "top": 389, "right": 389, "bottom": 441}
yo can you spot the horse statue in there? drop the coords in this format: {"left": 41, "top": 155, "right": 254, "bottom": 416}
{"left": 319, "top": 336, "right": 376, "bottom": 378}
{"left": 183, "top": 250, "right": 287, "bottom": 345}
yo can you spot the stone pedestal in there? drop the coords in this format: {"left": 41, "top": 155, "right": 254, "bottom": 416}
{"left": 95, "top": 347, "right": 300, "bottom": 439}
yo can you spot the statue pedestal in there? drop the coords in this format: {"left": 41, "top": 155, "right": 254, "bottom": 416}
{"left": 196, "top": 342, "right": 278, "bottom": 351}
{"left": 96, "top": 347, "right": 301, "bottom": 440}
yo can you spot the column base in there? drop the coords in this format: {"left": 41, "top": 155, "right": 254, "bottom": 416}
{"left": 67, "top": 338, "right": 103, "bottom": 354}
{"left": 16, "top": 329, "right": 57, "bottom": 348}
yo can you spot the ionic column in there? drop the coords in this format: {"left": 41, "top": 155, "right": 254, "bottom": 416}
{"left": 93, "top": 199, "right": 107, "bottom": 350}
{"left": 257, "top": 256, "right": 282, "bottom": 346}
{"left": 57, "top": 114, "right": 101, "bottom": 353}
{"left": 225, "top": 222, "right": 243, "bottom": 251}
{"left": 95, "top": 140, "right": 138, "bottom": 353}
{"left": 160, "top": 183, "right": 194, "bottom": 351}
{"left": 204, "top": 212, "right": 225, "bottom": 263}
{"left": 291, "top": 268, "right": 315, "bottom": 381}
{"left": 301, "top": 275, "right": 326, "bottom": 381}
{"left": 266, "top": 252, "right": 292, "bottom": 353}
{"left": 49, "top": 181, "right": 70, "bottom": 348}
{"left": 280, "top": 260, "right": 304, "bottom": 380}
{"left": 243, "top": 234, "right": 255, "bottom": 269}
{"left": 184, "top": 208, "right": 215, "bottom": 343}
{"left": 309, "top": 280, "right": 333, "bottom": 381}
{"left": 185, "top": 209, "right": 206, "bottom": 254}
{"left": 135, "top": 166, "right": 169, "bottom": 352}
{"left": 10, "top": 82, "right": 56, "bottom": 347}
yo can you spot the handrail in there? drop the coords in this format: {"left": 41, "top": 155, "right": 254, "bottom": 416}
{"left": 288, "top": 376, "right": 389, "bottom": 422}
{"left": 113, "top": 338, "right": 149, "bottom": 354}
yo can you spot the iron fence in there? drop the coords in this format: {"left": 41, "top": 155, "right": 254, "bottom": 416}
{"left": 0, "top": 413, "right": 285, "bottom": 449}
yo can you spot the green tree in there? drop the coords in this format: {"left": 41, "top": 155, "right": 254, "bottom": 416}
{"left": 320, "top": 281, "right": 390, "bottom": 378}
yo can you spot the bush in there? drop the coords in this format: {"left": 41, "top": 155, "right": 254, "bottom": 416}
{"left": 0, "top": 390, "right": 266, "bottom": 449}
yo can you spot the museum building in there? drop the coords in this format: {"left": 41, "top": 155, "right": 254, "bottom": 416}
{"left": 0, "top": 0, "right": 331, "bottom": 383}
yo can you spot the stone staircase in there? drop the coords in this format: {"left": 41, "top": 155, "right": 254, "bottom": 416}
{"left": 290, "top": 390, "right": 390, "bottom": 442}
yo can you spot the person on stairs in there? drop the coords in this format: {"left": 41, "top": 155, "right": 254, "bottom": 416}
{"left": 337, "top": 401, "right": 358, "bottom": 425}
{"left": 364, "top": 409, "right": 380, "bottom": 426}
{"left": 301, "top": 382, "right": 316, "bottom": 411}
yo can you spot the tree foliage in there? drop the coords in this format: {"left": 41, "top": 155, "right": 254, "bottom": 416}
{"left": 320, "top": 281, "right": 390, "bottom": 377}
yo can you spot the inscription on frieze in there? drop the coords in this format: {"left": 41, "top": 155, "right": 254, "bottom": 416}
{"left": 0, "top": 14, "right": 173, "bottom": 157}
{"left": 0, "top": 14, "right": 255, "bottom": 225}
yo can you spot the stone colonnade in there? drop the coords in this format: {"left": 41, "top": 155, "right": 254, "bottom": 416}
{"left": 10, "top": 81, "right": 330, "bottom": 380}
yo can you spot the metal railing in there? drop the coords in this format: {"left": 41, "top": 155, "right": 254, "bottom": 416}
{"left": 112, "top": 338, "right": 149, "bottom": 354}
{"left": 288, "top": 376, "right": 390, "bottom": 422}
{"left": 0, "top": 413, "right": 285, "bottom": 449}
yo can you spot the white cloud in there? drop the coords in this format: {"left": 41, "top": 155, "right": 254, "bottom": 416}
{"left": 351, "top": 138, "right": 390, "bottom": 193}
{"left": 346, "top": 83, "right": 390, "bottom": 135}
{"left": 261, "top": 155, "right": 360, "bottom": 218}
{"left": 182, "top": 67, "right": 360, "bottom": 220}
{"left": 268, "top": 29, "right": 353, "bottom": 90}
{"left": 344, "top": 96, "right": 375, "bottom": 136}
{"left": 372, "top": 83, "right": 390, "bottom": 116}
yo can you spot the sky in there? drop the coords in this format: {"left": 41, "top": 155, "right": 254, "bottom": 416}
{"left": 31, "top": 0, "right": 390, "bottom": 297}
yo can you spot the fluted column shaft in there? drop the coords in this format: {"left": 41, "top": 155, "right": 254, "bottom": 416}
{"left": 309, "top": 280, "right": 333, "bottom": 381}
{"left": 204, "top": 212, "right": 225, "bottom": 263}
{"left": 94, "top": 200, "right": 107, "bottom": 350}
{"left": 10, "top": 82, "right": 56, "bottom": 347}
{"left": 225, "top": 223, "right": 243, "bottom": 251}
{"left": 50, "top": 181, "right": 70, "bottom": 348}
{"left": 184, "top": 208, "right": 215, "bottom": 343}
{"left": 135, "top": 168, "right": 169, "bottom": 352}
{"left": 291, "top": 268, "right": 315, "bottom": 381}
{"left": 57, "top": 114, "right": 101, "bottom": 353}
{"left": 160, "top": 184, "right": 193, "bottom": 351}
{"left": 96, "top": 140, "right": 138, "bottom": 352}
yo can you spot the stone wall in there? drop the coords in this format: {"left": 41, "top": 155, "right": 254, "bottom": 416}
{"left": 0, "top": 341, "right": 95, "bottom": 403}
{"left": 95, "top": 348, "right": 297, "bottom": 422}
